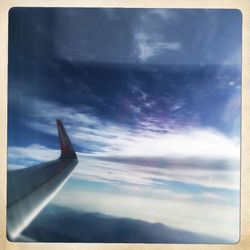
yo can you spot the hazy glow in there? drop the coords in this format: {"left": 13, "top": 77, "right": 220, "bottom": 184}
{"left": 52, "top": 187, "right": 239, "bottom": 241}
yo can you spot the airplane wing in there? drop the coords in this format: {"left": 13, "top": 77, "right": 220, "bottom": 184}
{"left": 7, "top": 120, "right": 78, "bottom": 240}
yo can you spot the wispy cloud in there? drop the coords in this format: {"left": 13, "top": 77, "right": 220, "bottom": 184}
{"left": 135, "top": 32, "right": 181, "bottom": 61}
{"left": 8, "top": 97, "right": 240, "bottom": 241}
{"left": 7, "top": 144, "right": 240, "bottom": 191}
{"left": 133, "top": 9, "right": 181, "bottom": 62}
{"left": 147, "top": 9, "right": 175, "bottom": 20}
{"left": 18, "top": 97, "right": 239, "bottom": 157}
{"left": 9, "top": 97, "right": 240, "bottom": 188}
{"left": 8, "top": 144, "right": 59, "bottom": 163}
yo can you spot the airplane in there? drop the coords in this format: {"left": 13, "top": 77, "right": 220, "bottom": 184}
{"left": 7, "top": 120, "right": 78, "bottom": 241}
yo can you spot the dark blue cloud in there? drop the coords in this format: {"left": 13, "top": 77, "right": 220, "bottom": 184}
{"left": 8, "top": 8, "right": 242, "bottom": 148}
{"left": 9, "top": 8, "right": 241, "bottom": 67}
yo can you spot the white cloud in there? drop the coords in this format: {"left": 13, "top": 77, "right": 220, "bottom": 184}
{"left": 107, "top": 128, "right": 240, "bottom": 160}
{"left": 8, "top": 144, "right": 60, "bottom": 163}
{"left": 8, "top": 164, "right": 27, "bottom": 170}
{"left": 73, "top": 154, "right": 239, "bottom": 190}
{"left": 148, "top": 9, "right": 175, "bottom": 20}
{"left": 133, "top": 9, "right": 181, "bottom": 62}
{"left": 135, "top": 32, "right": 181, "bottom": 61}
{"left": 8, "top": 98, "right": 240, "bottom": 191}
{"left": 52, "top": 187, "right": 239, "bottom": 241}
{"left": 202, "top": 192, "right": 220, "bottom": 201}
{"left": 7, "top": 142, "right": 239, "bottom": 240}
{"left": 25, "top": 99, "right": 239, "bottom": 162}
{"left": 8, "top": 146, "right": 240, "bottom": 191}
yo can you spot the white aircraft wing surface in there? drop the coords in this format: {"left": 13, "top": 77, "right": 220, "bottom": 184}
{"left": 7, "top": 120, "right": 78, "bottom": 240}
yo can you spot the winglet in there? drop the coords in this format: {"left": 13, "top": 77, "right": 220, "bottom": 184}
{"left": 56, "top": 120, "right": 77, "bottom": 159}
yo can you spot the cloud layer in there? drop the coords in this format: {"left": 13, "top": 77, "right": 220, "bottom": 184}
{"left": 7, "top": 96, "right": 240, "bottom": 239}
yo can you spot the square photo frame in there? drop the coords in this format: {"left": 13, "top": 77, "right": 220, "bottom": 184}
{"left": 0, "top": 1, "right": 249, "bottom": 250}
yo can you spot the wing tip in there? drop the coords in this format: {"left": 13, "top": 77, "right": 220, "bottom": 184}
{"left": 56, "top": 120, "right": 77, "bottom": 159}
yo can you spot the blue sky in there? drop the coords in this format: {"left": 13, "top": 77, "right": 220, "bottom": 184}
{"left": 8, "top": 8, "right": 241, "bottom": 241}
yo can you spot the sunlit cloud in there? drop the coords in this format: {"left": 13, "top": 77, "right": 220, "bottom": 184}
{"left": 8, "top": 98, "right": 240, "bottom": 192}
{"left": 22, "top": 98, "right": 240, "bottom": 159}
{"left": 8, "top": 142, "right": 240, "bottom": 192}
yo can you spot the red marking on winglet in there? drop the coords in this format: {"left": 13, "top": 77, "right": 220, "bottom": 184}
{"left": 57, "top": 121, "right": 70, "bottom": 153}
{"left": 56, "top": 120, "right": 77, "bottom": 159}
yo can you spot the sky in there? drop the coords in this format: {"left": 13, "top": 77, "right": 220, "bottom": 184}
{"left": 8, "top": 8, "right": 241, "bottom": 241}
